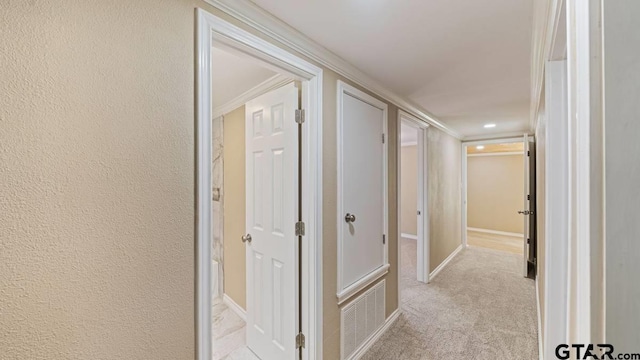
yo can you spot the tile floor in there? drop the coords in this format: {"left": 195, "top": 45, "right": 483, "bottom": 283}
{"left": 213, "top": 297, "right": 259, "bottom": 360}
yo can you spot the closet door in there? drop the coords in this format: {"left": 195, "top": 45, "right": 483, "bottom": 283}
{"left": 337, "top": 81, "right": 389, "bottom": 304}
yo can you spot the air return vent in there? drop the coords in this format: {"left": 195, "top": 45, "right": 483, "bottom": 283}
{"left": 340, "top": 280, "right": 385, "bottom": 359}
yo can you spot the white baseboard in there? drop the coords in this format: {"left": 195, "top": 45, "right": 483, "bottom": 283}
{"left": 223, "top": 294, "right": 246, "bottom": 322}
{"left": 536, "top": 278, "right": 544, "bottom": 360}
{"left": 428, "top": 244, "right": 463, "bottom": 282}
{"left": 350, "top": 309, "right": 401, "bottom": 360}
{"left": 467, "top": 227, "right": 524, "bottom": 238}
{"left": 400, "top": 233, "right": 418, "bottom": 240}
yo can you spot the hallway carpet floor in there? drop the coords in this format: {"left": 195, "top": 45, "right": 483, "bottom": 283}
{"left": 363, "top": 240, "right": 539, "bottom": 360}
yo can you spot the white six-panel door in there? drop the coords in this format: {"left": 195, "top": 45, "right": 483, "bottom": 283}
{"left": 245, "top": 83, "right": 298, "bottom": 359}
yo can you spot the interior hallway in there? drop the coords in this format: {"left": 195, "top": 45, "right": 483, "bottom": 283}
{"left": 363, "top": 238, "right": 538, "bottom": 359}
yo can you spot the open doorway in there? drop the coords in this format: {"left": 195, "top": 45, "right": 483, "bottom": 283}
{"left": 462, "top": 137, "right": 536, "bottom": 278}
{"left": 397, "top": 111, "right": 429, "bottom": 306}
{"left": 197, "top": 10, "right": 323, "bottom": 360}
{"left": 210, "top": 44, "right": 298, "bottom": 360}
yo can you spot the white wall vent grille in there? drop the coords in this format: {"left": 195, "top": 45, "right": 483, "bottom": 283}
{"left": 340, "top": 280, "right": 386, "bottom": 359}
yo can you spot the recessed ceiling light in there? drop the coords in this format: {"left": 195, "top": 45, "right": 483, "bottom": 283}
{"left": 476, "top": 145, "right": 485, "bottom": 150}
{"left": 484, "top": 123, "right": 496, "bottom": 128}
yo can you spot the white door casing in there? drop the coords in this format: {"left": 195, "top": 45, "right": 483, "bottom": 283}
{"left": 523, "top": 134, "right": 537, "bottom": 278}
{"left": 398, "top": 111, "right": 430, "bottom": 284}
{"left": 197, "top": 9, "right": 324, "bottom": 360}
{"left": 523, "top": 134, "right": 530, "bottom": 277}
{"left": 337, "top": 81, "right": 389, "bottom": 304}
{"left": 246, "top": 83, "right": 298, "bottom": 359}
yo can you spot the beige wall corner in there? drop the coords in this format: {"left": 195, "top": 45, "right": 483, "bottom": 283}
{"left": 428, "top": 129, "right": 462, "bottom": 272}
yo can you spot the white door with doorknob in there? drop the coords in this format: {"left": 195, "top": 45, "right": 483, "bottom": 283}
{"left": 245, "top": 83, "right": 298, "bottom": 359}
{"left": 337, "top": 81, "right": 389, "bottom": 301}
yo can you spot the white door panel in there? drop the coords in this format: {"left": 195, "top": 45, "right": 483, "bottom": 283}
{"left": 337, "top": 82, "right": 388, "bottom": 300}
{"left": 246, "top": 83, "right": 298, "bottom": 359}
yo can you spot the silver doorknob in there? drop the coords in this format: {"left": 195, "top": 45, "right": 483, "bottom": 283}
{"left": 345, "top": 213, "right": 356, "bottom": 223}
{"left": 241, "top": 234, "right": 252, "bottom": 243}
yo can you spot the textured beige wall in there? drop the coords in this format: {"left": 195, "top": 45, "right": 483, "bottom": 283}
{"left": 321, "top": 71, "right": 399, "bottom": 360}
{"left": 0, "top": 1, "right": 211, "bottom": 358}
{"left": 222, "top": 106, "right": 246, "bottom": 309}
{"left": 428, "top": 129, "right": 462, "bottom": 272}
{"left": 467, "top": 155, "right": 525, "bottom": 234}
{"left": 0, "top": 2, "right": 463, "bottom": 358}
{"left": 401, "top": 145, "right": 418, "bottom": 235}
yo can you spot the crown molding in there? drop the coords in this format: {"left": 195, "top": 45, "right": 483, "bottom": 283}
{"left": 212, "top": 74, "right": 292, "bottom": 119}
{"left": 203, "top": 0, "right": 462, "bottom": 139}
{"left": 467, "top": 151, "right": 523, "bottom": 157}
{"left": 462, "top": 131, "right": 531, "bottom": 142}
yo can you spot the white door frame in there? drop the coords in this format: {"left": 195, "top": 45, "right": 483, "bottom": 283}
{"left": 542, "top": 59, "right": 569, "bottom": 360}
{"left": 461, "top": 137, "right": 527, "bottom": 248}
{"left": 196, "top": 9, "right": 323, "bottom": 360}
{"left": 397, "top": 110, "right": 430, "bottom": 288}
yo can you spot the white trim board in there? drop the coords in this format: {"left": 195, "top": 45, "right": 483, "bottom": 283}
{"left": 467, "top": 227, "right": 524, "bottom": 238}
{"left": 397, "top": 110, "right": 430, "bottom": 286}
{"left": 222, "top": 294, "right": 247, "bottom": 322}
{"left": 401, "top": 141, "right": 417, "bottom": 147}
{"left": 203, "top": 0, "right": 462, "bottom": 139}
{"left": 467, "top": 151, "right": 523, "bottom": 157}
{"left": 400, "top": 233, "right": 417, "bottom": 240}
{"left": 349, "top": 309, "right": 401, "bottom": 360}
{"left": 336, "top": 80, "right": 389, "bottom": 306}
{"left": 463, "top": 131, "right": 534, "bottom": 142}
{"left": 337, "top": 264, "right": 390, "bottom": 306}
{"left": 542, "top": 59, "right": 569, "bottom": 360}
{"left": 536, "top": 278, "right": 544, "bottom": 360}
{"left": 462, "top": 137, "right": 525, "bottom": 146}
{"left": 428, "top": 244, "right": 463, "bottom": 282}
{"left": 212, "top": 73, "right": 291, "bottom": 118}
{"left": 197, "top": 9, "right": 324, "bottom": 360}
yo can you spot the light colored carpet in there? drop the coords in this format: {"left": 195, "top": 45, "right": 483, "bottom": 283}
{"left": 362, "top": 239, "right": 539, "bottom": 360}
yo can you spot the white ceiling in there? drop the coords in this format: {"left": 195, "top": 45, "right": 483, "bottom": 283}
{"left": 249, "top": 0, "right": 534, "bottom": 138}
{"left": 211, "top": 46, "right": 277, "bottom": 109}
